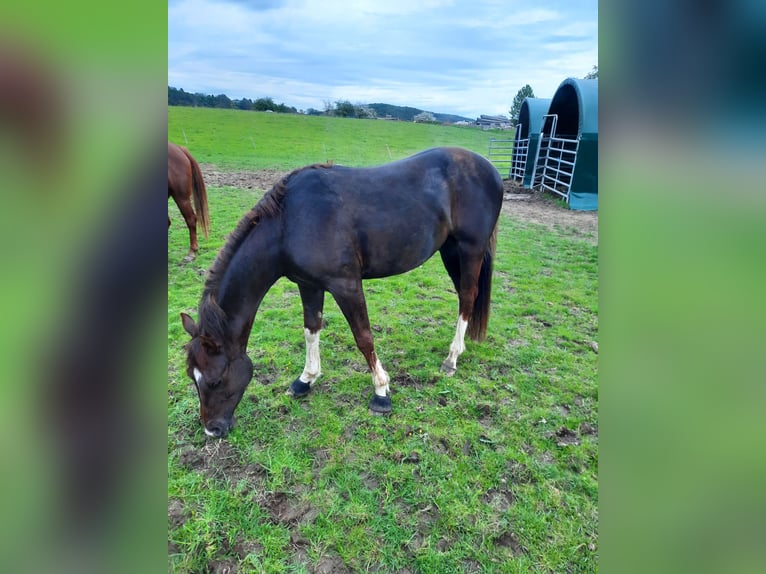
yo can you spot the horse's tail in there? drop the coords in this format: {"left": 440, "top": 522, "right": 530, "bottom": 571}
{"left": 467, "top": 223, "right": 497, "bottom": 342}
{"left": 184, "top": 148, "right": 210, "bottom": 239}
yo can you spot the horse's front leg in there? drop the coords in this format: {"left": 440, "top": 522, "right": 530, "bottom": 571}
{"left": 288, "top": 284, "right": 325, "bottom": 398}
{"left": 330, "top": 280, "right": 392, "bottom": 414}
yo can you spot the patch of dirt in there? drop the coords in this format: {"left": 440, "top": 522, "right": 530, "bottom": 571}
{"left": 262, "top": 491, "right": 317, "bottom": 526}
{"left": 313, "top": 553, "right": 351, "bottom": 574}
{"left": 207, "top": 559, "right": 238, "bottom": 574}
{"left": 232, "top": 538, "right": 264, "bottom": 560}
{"left": 168, "top": 498, "right": 187, "bottom": 529}
{"left": 406, "top": 504, "right": 441, "bottom": 553}
{"left": 200, "top": 167, "right": 598, "bottom": 245}
{"left": 501, "top": 179, "right": 598, "bottom": 244}
{"left": 200, "top": 165, "right": 287, "bottom": 192}
{"left": 547, "top": 426, "right": 581, "bottom": 447}
{"left": 461, "top": 560, "right": 483, "bottom": 573}
{"left": 494, "top": 531, "right": 527, "bottom": 555}
{"left": 174, "top": 440, "right": 267, "bottom": 485}
{"left": 482, "top": 488, "right": 515, "bottom": 512}
{"left": 505, "top": 460, "right": 535, "bottom": 484}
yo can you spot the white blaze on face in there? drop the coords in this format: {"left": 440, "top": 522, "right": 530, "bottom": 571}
{"left": 203, "top": 427, "right": 217, "bottom": 437}
{"left": 299, "top": 328, "right": 322, "bottom": 384}
{"left": 443, "top": 316, "right": 469, "bottom": 371}
{"left": 193, "top": 367, "right": 203, "bottom": 384}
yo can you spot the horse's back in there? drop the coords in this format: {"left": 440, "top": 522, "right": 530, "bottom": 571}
{"left": 281, "top": 147, "right": 502, "bottom": 281}
{"left": 286, "top": 147, "right": 500, "bottom": 209}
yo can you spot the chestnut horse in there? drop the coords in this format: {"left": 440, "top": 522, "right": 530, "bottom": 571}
{"left": 168, "top": 142, "right": 210, "bottom": 260}
{"left": 181, "top": 147, "right": 503, "bottom": 437}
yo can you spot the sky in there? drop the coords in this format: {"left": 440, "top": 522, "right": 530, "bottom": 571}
{"left": 168, "top": 0, "right": 597, "bottom": 120}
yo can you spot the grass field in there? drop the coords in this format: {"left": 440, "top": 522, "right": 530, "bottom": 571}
{"left": 168, "top": 108, "right": 598, "bottom": 573}
{"left": 169, "top": 106, "right": 512, "bottom": 170}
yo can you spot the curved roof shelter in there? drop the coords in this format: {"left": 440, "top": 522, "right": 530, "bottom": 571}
{"left": 511, "top": 97, "right": 551, "bottom": 186}
{"left": 538, "top": 78, "right": 598, "bottom": 210}
{"left": 518, "top": 97, "right": 553, "bottom": 139}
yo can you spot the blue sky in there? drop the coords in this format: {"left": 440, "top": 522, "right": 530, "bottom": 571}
{"left": 168, "top": 0, "right": 597, "bottom": 119}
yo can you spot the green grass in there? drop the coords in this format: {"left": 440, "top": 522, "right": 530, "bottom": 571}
{"left": 168, "top": 109, "right": 597, "bottom": 572}
{"left": 169, "top": 106, "right": 513, "bottom": 170}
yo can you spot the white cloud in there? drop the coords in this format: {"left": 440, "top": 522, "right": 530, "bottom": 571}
{"left": 168, "top": 0, "right": 598, "bottom": 118}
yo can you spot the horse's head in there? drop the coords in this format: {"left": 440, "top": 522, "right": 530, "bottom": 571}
{"left": 180, "top": 312, "right": 253, "bottom": 437}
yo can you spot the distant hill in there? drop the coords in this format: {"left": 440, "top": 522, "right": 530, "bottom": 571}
{"left": 168, "top": 86, "right": 475, "bottom": 123}
{"left": 368, "top": 103, "right": 473, "bottom": 124}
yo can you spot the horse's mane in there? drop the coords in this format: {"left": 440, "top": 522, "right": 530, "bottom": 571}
{"left": 197, "top": 162, "right": 331, "bottom": 339}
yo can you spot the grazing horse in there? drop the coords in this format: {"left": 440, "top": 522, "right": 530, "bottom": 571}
{"left": 181, "top": 147, "right": 503, "bottom": 437}
{"left": 168, "top": 142, "right": 210, "bottom": 260}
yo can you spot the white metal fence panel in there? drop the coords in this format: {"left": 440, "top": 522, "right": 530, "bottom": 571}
{"left": 488, "top": 138, "right": 514, "bottom": 178}
{"left": 510, "top": 125, "right": 527, "bottom": 182}
{"left": 539, "top": 136, "right": 579, "bottom": 201}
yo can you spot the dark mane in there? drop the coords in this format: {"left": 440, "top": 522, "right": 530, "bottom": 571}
{"left": 197, "top": 163, "right": 331, "bottom": 338}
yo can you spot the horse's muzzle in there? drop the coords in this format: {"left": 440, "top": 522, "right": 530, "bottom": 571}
{"left": 203, "top": 418, "right": 232, "bottom": 438}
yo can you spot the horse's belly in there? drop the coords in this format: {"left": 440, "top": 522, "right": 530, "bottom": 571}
{"left": 359, "top": 226, "right": 445, "bottom": 279}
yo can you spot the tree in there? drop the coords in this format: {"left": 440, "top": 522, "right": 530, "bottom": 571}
{"left": 413, "top": 111, "right": 436, "bottom": 123}
{"left": 254, "top": 97, "right": 276, "bottom": 111}
{"left": 212, "top": 94, "right": 232, "bottom": 109}
{"left": 334, "top": 100, "right": 356, "bottom": 118}
{"left": 355, "top": 104, "right": 377, "bottom": 119}
{"left": 584, "top": 65, "right": 598, "bottom": 79}
{"left": 509, "top": 84, "right": 535, "bottom": 126}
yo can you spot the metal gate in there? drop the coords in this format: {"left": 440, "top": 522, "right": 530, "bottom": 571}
{"left": 509, "top": 125, "right": 527, "bottom": 181}
{"left": 487, "top": 138, "right": 514, "bottom": 177}
{"left": 534, "top": 114, "right": 579, "bottom": 202}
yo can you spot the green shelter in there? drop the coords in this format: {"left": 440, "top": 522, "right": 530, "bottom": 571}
{"left": 510, "top": 97, "right": 551, "bottom": 187}
{"left": 536, "top": 78, "right": 598, "bottom": 211}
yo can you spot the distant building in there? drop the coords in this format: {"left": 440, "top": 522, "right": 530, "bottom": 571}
{"left": 475, "top": 114, "right": 512, "bottom": 130}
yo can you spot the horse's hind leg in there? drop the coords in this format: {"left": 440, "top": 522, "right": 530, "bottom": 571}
{"left": 439, "top": 241, "right": 484, "bottom": 375}
{"left": 288, "top": 285, "right": 325, "bottom": 398}
{"left": 329, "top": 279, "right": 391, "bottom": 414}
{"left": 171, "top": 192, "right": 198, "bottom": 260}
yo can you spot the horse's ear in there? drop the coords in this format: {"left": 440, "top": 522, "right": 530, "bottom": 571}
{"left": 200, "top": 336, "right": 221, "bottom": 355}
{"left": 180, "top": 312, "right": 198, "bottom": 337}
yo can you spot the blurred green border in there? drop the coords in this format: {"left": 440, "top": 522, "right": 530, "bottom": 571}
{"left": 600, "top": 3, "right": 766, "bottom": 573}
{"left": 0, "top": 2, "right": 167, "bottom": 573}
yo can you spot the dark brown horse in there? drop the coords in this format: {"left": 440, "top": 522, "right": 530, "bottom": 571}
{"left": 168, "top": 142, "right": 210, "bottom": 260}
{"left": 181, "top": 147, "right": 503, "bottom": 437}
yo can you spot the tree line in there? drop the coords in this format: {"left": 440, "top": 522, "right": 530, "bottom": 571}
{"left": 169, "top": 87, "right": 378, "bottom": 117}
{"left": 168, "top": 87, "right": 298, "bottom": 113}
{"left": 168, "top": 87, "right": 472, "bottom": 123}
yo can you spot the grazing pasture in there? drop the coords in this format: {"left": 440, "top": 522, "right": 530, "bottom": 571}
{"left": 168, "top": 107, "right": 598, "bottom": 573}
{"left": 168, "top": 106, "right": 509, "bottom": 169}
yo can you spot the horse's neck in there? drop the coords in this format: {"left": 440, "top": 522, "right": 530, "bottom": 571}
{"left": 216, "top": 218, "right": 283, "bottom": 348}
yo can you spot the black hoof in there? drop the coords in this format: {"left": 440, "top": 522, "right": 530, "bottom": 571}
{"left": 369, "top": 393, "right": 392, "bottom": 415}
{"left": 288, "top": 378, "right": 312, "bottom": 398}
